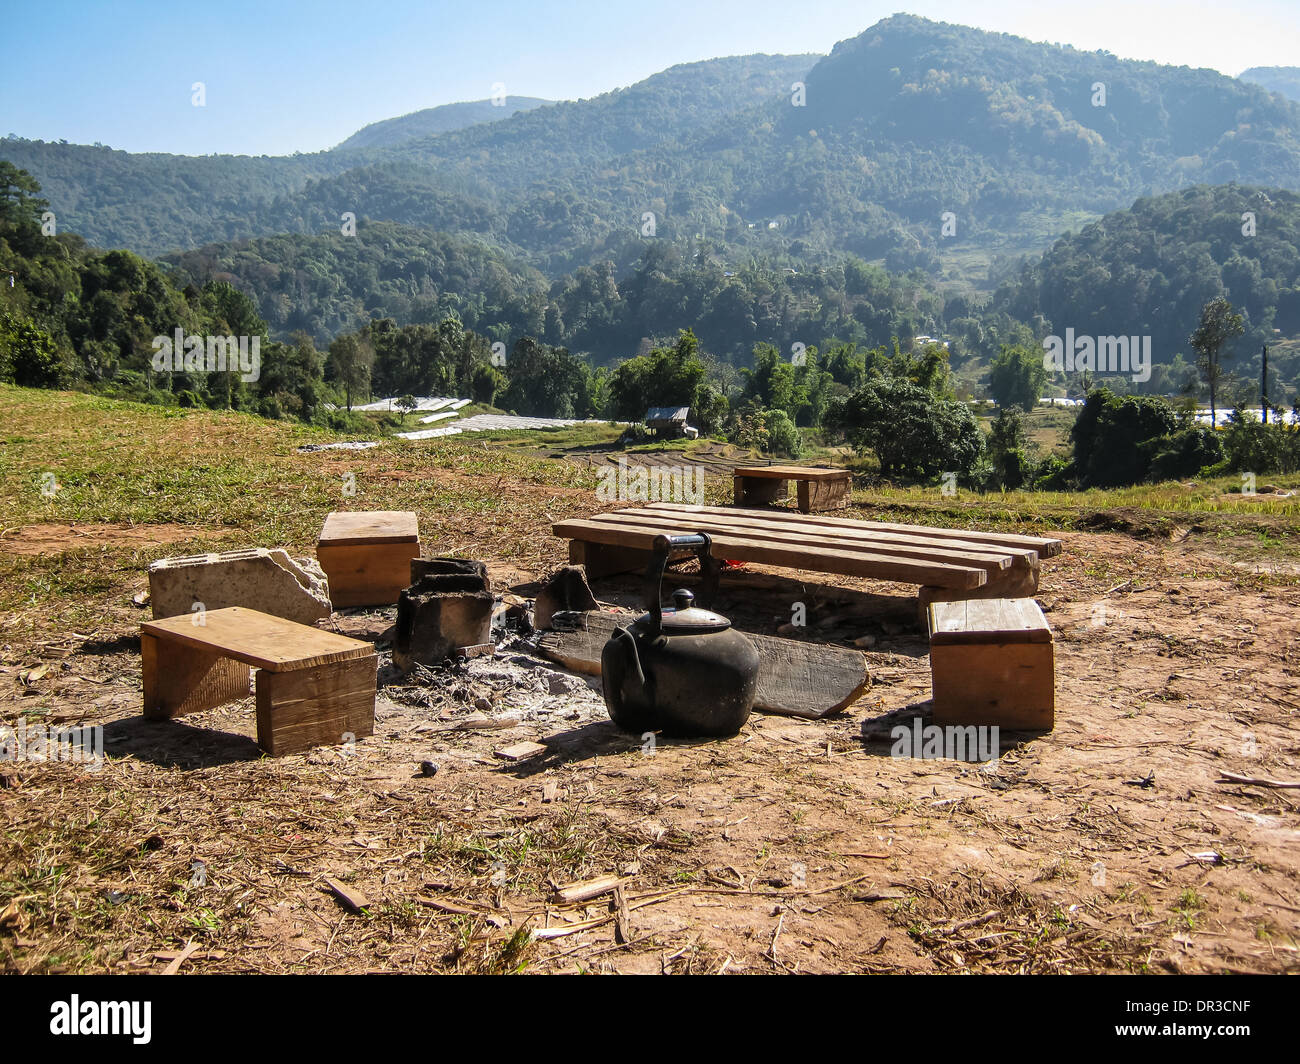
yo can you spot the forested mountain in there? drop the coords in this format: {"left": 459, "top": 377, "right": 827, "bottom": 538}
{"left": 0, "top": 53, "right": 815, "bottom": 259}
{"left": 334, "top": 97, "right": 553, "bottom": 150}
{"left": 1240, "top": 67, "right": 1300, "bottom": 103}
{"left": 160, "top": 220, "right": 983, "bottom": 370}
{"left": 992, "top": 184, "right": 1300, "bottom": 397}
{"left": 6, "top": 15, "right": 1299, "bottom": 279}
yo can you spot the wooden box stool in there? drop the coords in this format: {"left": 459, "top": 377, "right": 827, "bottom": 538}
{"left": 317, "top": 511, "right": 420, "bottom": 608}
{"left": 927, "top": 598, "right": 1054, "bottom": 730}
{"left": 141, "top": 606, "right": 377, "bottom": 755}
{"left": 733, "top": 466, "right": 851, "bottom": 513}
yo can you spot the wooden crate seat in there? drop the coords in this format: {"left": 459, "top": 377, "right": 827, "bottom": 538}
{"left": 141, "top": 606, "right": 377, "bottom": 755}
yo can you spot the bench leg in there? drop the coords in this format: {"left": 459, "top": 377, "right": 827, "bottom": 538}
{"left": 931, "top": 641, "right": 1055, "bottom": 731}
{"left": 568, "top": 539, "right": 653, "bottom": 580}
{"left": 735, "top": 476, "right": 788, "bottom": 507}
{"left": 796, "top": 478, "right": 850, "bottom": 513}
{"left": 141, "top": 632, "right": 251, "bottom": 720}
{"left": 254, "top": 653, "right": 377, "bottom": 756}
{"left": 916, "top": 561, "right": 1042, "bottom": 622}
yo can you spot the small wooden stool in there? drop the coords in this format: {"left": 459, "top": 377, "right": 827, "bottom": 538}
{"left": 317, "top": 511, "right": 420, "bottom": 608}
{"left": 732, "top": 466, "right": 851, "bottom": 513}
{"left": 141, "top": 606, "right": 377, "bottom": 755}
{"left": 927, "top": 598, "right": 1054, "bottom": 730}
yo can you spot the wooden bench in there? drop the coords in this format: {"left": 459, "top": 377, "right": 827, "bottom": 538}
{"left": 141, "top": 606, "right": 377, "bottom": 756}
{"left": 555, "top": 502, "right": 1062, "bottom": 605}
{"left": 733, "top": 465, "right": 851, "bottom": 512}
{"left": 927, "top": 598, "right": 1054, "bottom": 730}
{"left": 317, "top": 511, "right": 420, "bottom": 608}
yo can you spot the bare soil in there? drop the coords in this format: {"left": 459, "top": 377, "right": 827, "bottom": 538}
{"left": 1, "top": 484, "right": 1298, "bottom": 974}
{"left": 0, "top": 522, "right": 236, "bottom": 556}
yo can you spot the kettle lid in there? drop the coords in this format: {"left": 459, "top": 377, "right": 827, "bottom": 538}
{"left": 647, "top": 588, "right": 731, "bottom": 633}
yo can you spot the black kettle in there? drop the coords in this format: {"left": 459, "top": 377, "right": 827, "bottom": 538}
{"left": 601, "top": 533, "right": 760, "bottom": 737}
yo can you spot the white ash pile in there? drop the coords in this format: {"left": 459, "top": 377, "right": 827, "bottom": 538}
{"left": 378, "top": 634, "right": 607, "bottom": 726}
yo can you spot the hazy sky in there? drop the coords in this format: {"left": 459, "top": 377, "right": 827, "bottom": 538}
{"left": 2, "top": 0, "right": 1297, "bottom": 156}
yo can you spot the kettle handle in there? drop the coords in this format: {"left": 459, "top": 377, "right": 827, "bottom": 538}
{"left": 611, "top": 625, "right": 645, "bottom": 689}
{"left": 644, "top": 533, "right": 712, "bottom": 636}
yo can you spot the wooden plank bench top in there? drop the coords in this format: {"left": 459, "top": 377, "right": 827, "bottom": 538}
{"left": 555, "top": 503, "right": 1062, "bottom": 594}
{"left": 319, "top": 510, "right": 419, "bottom": 546}
{"left": 645, "top": 503, "right": 1063, "bottom": 558}
{"left": 556, "top": 517, "right": 988, "bottom": 588}
{"left": 142, "top": 606, "right": 374, "bottom": 672}
{"left": 732, "top": 465, "right": 850, "bottom": 481}
{"left": 928, "top": 598, "right": 1052, "bottom": 645}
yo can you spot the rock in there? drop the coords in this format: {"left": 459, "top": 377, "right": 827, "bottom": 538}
{"left": 148, "top": 548, "right": 331, "bottom": 624}
{"left": 534, "top": 565, "right": 599, "bottom": 630}
{"left": 544, "top": 671, "right": 582, "bottom": 696}
{"left": 419, "top": 761, "right": 439, "bottom": 778}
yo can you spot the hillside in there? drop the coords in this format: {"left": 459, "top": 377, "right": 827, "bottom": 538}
{"left": 993, "top": 184, "right": 1300, "bottom": 396}
{"left": 6, "top": 17, "right": 1300, "bottom": 280}
{"left": 1240, "top": 66, "right": 1300, "bottom": 102}
{"left": 0, "top": 53, "right": 815, "bottom": 259}
{"left": 334, "top": 96, "right": 553, "bottom": 150}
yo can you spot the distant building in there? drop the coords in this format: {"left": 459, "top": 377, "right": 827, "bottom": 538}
{"left": 644, "top": 406, "right": 696, "bottom": 438}
{"left": 914, "top": 335, "right": 950, "bottom": 350}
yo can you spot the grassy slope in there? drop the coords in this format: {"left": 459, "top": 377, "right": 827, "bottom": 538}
{"left": 0, "top": 386, "right": 600, "bottom": 642}
{"left": 2, "top": 385, "right": 1297, "bottom": 647}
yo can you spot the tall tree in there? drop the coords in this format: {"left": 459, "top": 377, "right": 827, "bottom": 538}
{"left": 988, "top": 344, "right": 1047, "bottom": 412}
{"left": 327, "top": 332, "right": 375, "bottom": 412}
{"left": 1188, "top": 297, "right": 1244, "bottom": 428}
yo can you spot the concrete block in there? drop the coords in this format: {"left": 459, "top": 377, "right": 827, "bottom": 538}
{"left": 149, "top": 548, "right": 332, "bottom": 624}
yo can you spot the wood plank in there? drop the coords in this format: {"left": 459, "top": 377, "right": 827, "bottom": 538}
{"left": 536, "top": 612, "right": 870, "bottom": 720}
{"left": 554, "top": 519, "right": 987, "bottom": 589}
{"left": 928, "top": 598, "right": 1051, "bottom": 645}
{"left": 143, "top": 606, "right": 374, "bottom": 673}
{"left": 318, "top": 510, "right": 419, "bottom": 546}
{"left": 254, "top": 653, "right": 377, "bottom": 755}
{"left": 141, "top": 631, "right": 251, "bottom": 719}
{"left": 798, "top": 477, "right": 850, "bottom": 512}
{"left": 733, "top": 466, "right": 850, "bottom": 481}
{"left": 604, "top": 509, "right": 1021, "bottom": 571}
{"left": 930, "top": 641, "right": 1054, "bottom": 730}
{"left": 616, "top": 505, "right": 1037, "bottom": 565}
{"left": 322, "top": 877, "right": 370, "bottom": 913}
{"left": 317, "top": 541, "right": 420, "bottom": 607}
{"left": 644, "top": 502, "right": 1063, "bottom": 558}
{"left": 495, "top": 741, "right": 549, "bottom": 762}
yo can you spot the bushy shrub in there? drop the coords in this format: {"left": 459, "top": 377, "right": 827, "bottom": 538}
{"left": 765, "top": 409, "right": 803, "bottom": 458}
{"left": 1146, "top": 426, "right": 1225, "bottom": 481}
{"left": 830, "top": 377, "right": 984, "bottom": 481}
{"left": 1070, "top": 388, "right": 1177, "bottom": 487}
{"left": 1033, "top": 453, "right": 1071, "bottom": 489}
{"left": 984, "top": 408, "right": 1033, "bottom": 490}
{"left": 1220, "top": 410, "right": 1300, "bottom": 475}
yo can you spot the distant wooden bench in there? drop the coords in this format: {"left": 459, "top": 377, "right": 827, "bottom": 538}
{"left": 927, "top": 598, "right": 1054, "bottom": 730}
{"left": 141, "top": 606, "right": 377, "bottom": 756}
{"left": 555, "top": 502, "right": 1062, "bottom": 605}
{"left": 733, "top": 465, "right": 851, "bottom": 512}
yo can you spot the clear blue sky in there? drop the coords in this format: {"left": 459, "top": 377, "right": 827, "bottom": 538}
{"left": 2, "top": 0, "right": 1297, "bottom": 156}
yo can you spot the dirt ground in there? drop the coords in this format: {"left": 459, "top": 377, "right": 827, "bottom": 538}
{"left": 2, "top": 502, "right": 1298, "bottom": 974}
